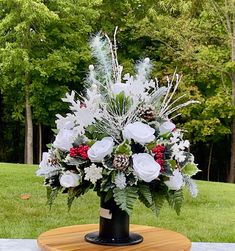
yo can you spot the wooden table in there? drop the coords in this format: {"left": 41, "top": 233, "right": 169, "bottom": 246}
{"left": 37, "top": 224, "right": 191, "bottom": 251}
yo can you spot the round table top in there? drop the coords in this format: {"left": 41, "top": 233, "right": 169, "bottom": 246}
{"left": 37, "top": 224, "right": 191, "bottom": 251}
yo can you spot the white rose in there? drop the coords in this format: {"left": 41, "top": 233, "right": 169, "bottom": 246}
{"left": 88, "top": 137, "right": 114, "bottom": 162}
{"left": 164, "top": 169, "right": 184, "bottom": 190}
{"left": 59, "top": 171, "right": 81, "bottom": 188}
{"left": 123, "top": 121, "right": 155, "bottom": 145}
{"left": 111, "top": 82, "right": 130, "bottom": 96}
{"left": 159, "top": 121, "right": 175, "bottom": 135}
{"left": 53, "top": 129, "right": 77, "bottom": 151}
{"left": 132, "top": 153, "right": 161, "bottom": 182}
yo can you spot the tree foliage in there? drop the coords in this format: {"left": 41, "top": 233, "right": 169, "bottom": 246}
{"left": 0, "top": 0, "right": 234, "bottom": 182}
{"left": 0, "top": 0, "right": 100, "bottom": 162}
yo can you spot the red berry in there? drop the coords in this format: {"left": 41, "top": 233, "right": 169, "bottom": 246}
{"left": 156, "top": 158, "right": 164, "bottom": 166}
{"left": 69, "top": 145, "right": 89, "bottom": 160}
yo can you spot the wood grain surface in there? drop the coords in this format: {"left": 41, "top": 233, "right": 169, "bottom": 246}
{"left": 37, "top": 224, "right": 191, "bottom": 251}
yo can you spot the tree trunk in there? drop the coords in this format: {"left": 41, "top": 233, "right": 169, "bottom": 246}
{"left": 228, "top": 34, "right": 235, "bottom": 182}
{"left": 25, "top": 89, "right": 33, "bottom": 164}
{"left": 228, "top": 72, "right": 235, "bottom": 182}
{"left": 207, "top": 143, "right": 213, "bottom": 181}
{"left": 38, "top": 123, "right": 42, "bottom": 163}
{"left": 24, "top": 118, "right": 28, "bottom": 163}
{"left": 211, "top": 1, "right": 235, "bottom": 182}
{"left": 228, "top": 117, "right": 235, "bottom": 182}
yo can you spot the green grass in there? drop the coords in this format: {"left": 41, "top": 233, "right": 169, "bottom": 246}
{"left": 0, "top": 163, "right": 235, "bottom": 242}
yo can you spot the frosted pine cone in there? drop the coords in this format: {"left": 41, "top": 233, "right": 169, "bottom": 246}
{"left": 113, "top": 154, "right": 130, "bottom": 170}
{"left": 139, "top": 106, "right": 156, "bottom": 121}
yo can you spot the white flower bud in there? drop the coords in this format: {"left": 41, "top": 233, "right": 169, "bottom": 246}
{"left": 89, "top": 64, "right": 94, "bottom": 71}
{"left": 144, "top": 57, "right": 150, "bottom": 63}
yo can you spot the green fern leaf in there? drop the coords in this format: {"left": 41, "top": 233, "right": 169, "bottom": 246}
{"left": 67, "top": 188, "right": 76, "bottom": 211}
{"left": 67, "top": 196, "right": 75, "bottom": 211}
{"left": 138, "top": 183, "right": 152, "bottom": 208}
{"left": 166, "top": 189, "right": 184, "bottom": 215}
{"left": 113, "top": 187, "right": 138, "bottom": 215}
{"left": 46, "top": 187, "right": 60, "bottom": 209}
{"left": 150, "top": 191, "right": 165, "bottom": 216}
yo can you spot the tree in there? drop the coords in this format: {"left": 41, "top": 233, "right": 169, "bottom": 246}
{"left": 96, "top": 0, "right": 235, "bottom": 181}
{"left": 0, "top": 0, "right": 59, "bottom": 163}
{"left": 209, "top": 0, "right": 235, "bottom": 182}
{"left": 0, "top": 0, "right": 100, "bottom": 163}
{"left": 131, "top": 0, "right": 235, "bottom": 182}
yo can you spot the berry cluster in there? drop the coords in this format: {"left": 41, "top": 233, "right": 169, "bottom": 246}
{"left": 152, "top": 144, "right": 166, "bottom": 171}
{"left": 70, "top": 145, "right": 89, "bottom": 160}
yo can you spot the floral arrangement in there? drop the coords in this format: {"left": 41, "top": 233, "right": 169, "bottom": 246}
{"left": 37, "top": 31, "right": 200, "bottom": 215}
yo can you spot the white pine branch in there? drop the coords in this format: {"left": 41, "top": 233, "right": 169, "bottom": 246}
{"left": 164, "top": 100, "right": 200, "bottom": 116}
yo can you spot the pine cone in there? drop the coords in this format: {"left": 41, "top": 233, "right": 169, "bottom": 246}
{"left": 139, "top": 106, "right": 156, "bottom": 121}
{"left": 113, "top": 154, "right": 130, "bottom": 170}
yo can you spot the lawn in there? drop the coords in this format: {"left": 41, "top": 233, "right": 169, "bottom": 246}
{"left": 0, "top": 163, "right": 234, "bottom": 242}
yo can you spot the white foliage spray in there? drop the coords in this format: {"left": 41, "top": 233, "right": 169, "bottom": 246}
{"left": 57, "top": 87, "right": 102, "bottom": 134}
{"left": 159, "top": 73, "right": 200, "bottom": 118}
{"left": 58, "top": 28, "right": 199, "bottom": 143}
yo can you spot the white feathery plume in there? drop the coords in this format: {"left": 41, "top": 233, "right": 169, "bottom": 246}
{"left": 86, "top": 65, "right": 109, "bottom": 94}
{"left": 136, "top": 57, "right": 152, "bottom": 81}
{"left": 90, "top": 34, "right": 112, "bottom": 88}
{"left": 86, "top": 65, "right": 100, "bottom": 86}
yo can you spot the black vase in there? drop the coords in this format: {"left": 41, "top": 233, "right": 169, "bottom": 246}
{"left": 85, "top": 194, "right": 143, "bottom": 246}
